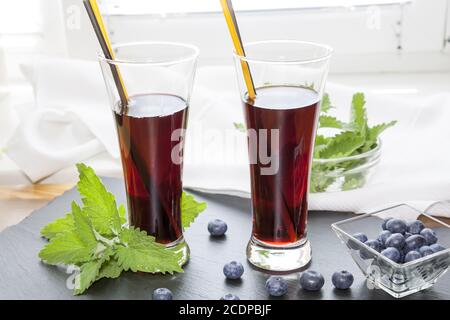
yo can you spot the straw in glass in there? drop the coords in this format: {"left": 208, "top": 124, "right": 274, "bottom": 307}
{"left": 220, "top": 0, "right": 256, "bottom": 101}
{"left": 83, "top": 0, "right": 129, "bottom": 107}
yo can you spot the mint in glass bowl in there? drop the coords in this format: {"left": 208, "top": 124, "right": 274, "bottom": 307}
{"left": 310, "top": 92, "right": 396, "bottom": 193}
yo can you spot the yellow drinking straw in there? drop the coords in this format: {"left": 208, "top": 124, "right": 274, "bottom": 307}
{"left": 83, "top": 0, "right": 129, "bottom": 106}
{"left": 220, "top": 0, "right": 256, "bottom": 101}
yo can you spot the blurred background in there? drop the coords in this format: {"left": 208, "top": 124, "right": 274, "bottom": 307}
{"left": 1, "top": 0, "right": 450, "bottom": 229}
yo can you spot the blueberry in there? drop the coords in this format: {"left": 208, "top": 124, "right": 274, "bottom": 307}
{"left": 420, "top": 228, "right": 438, "bottom": 245}
{"left": 382, "top": 217, "right": 393, "bottom": 230}
{"left": 332, "top": 271, "right": 354, "bottom": 290}
{"left": 386, "top": 219, "right": 407, "bottom": 234}
{"left": 353, "top": 232, "right": 368, "bottom": 243}
{"left": 349, "top": 232, "right": 368, "bottom": 249}
{"left": 430, "top": 243, "right": 446, "bottom": 253}
{"left": 381, "top": 247, "right": 401, "bottom": 263}
{"left": 365, "top": 239, "right": 382, "bottom": 252}
{"left": 407, "top": 220, "right": 425, "bottom": 234}
{"left": 404, "top": 250, "right": 422, "bottom": 263}
{"left": 208, "top": 219, "right": 228, "bottom": 236}
{"left": 405, "top": 234, "right": 427, "bottom": 251}
{"left": 360, "top": 239, "right": 382, "bottom": 259}
{"left": 299, "top": 270, "right": 325, "bottom": 291}
{"left": 405, "top": 232, "right": 413, "bottom": 239}
{"left": 385, "top": 233, "right": 405, "bottom": 250}
{"left": 152, "top": 288, "right": 173, "bottom": 300}
{"left": 377, "top": 230, "right": 392, "bottom": 247}
{"left": 223, "top": 261, "right": 244, "bottom": 280}
{"left": 419, "top": 246, "right": 434, "bottom": 257}
{"left": 265, "top": 276, "right": 288, "bottom": 297}
{"left": 221, "top": 293, "right": 240, "bottom": 300}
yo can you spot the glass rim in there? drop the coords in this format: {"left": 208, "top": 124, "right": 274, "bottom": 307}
{"left": 98, "top": 41, "right": 200, "bottom": 66}
{"left": 233, "top": 39, "right": 333, "bottom": 65}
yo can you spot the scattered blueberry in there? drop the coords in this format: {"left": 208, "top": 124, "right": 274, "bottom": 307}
{"left": 405, "top": 234, "right": 427, "bottom": 251}
{"left": 382, "top": 217, "right": 393, "bottom": 230}
{"left": 152, "top": 288, "right": 173, "bottom": 300}
{"left": 221, "top": 293, "right": 240, "bottom": 300}
{"left": 420, "top": 228, "right": 438, "bottom": 245}
{"left": 265, "top": 276, "right": 288, "bottom": 297}
{"left": 299, "top": 270, "right": 325, "bottom": 291}
{"left": 223, "top": 261, "right": 244, "bottom": 280}
{"left": 208, "top": 219, "right": 228, "bottom": 236}
{"left": 404, "top": 250, "right": 422, "bottom": 263}
{"left": 377, "top": 230, "right": 392, "bottom": 247}
{"left": 332, "top": 271, "right": 354, "bottom": 290}
{"left": 405, "top": 232, "right": 413, "bottom": 239}
{"left": 385, "top": 233, "right": 406, "bottom": 250}
{"left": 407, "top": 220, "right": 425, "bottom": 234}
{"left": 430, "top": 244, "right": 446, "bottom": 253}
{"left": 419, "top": 246, "right": 434, "bottom": 257}
{"left": 381, "top": 247, "right": 401, "bottom": 263}
{"left": 386, "top": 219, "right": 407, "bottom": 234}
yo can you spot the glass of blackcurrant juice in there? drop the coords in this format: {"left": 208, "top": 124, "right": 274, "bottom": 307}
{"left": 233, "top": 40, "right": 332, "bottom": 271}
{"left": 99, "top": 42, "right": 199, "bottom": 266}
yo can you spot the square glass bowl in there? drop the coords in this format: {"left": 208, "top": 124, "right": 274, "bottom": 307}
{"left": 331, "top": 204, "right": 450, "bottom": 298}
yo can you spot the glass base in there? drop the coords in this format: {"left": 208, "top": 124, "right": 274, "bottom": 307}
{"left": 246, "top": 236, "right": 312, "bottom": 272}
{"left": 167, "top": 236, "right": 190, "bottom": 267}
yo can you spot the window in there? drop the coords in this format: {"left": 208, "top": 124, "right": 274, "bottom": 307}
{"left": 0, "top": 0, "right": 42, "bottom": 47}
{"left": 100, "top": 0, "right": 412, "bottom": 16}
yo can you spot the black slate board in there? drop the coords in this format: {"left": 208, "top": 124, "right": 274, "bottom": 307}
{"left": 0, "top": 177, "right": 449, "bottom": 300}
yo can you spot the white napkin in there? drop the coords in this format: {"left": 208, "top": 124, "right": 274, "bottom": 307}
{"left": 6, "top": 58, "right": 118, "bottom": 181}
{"left": 6, "top": 61, "right": 450, "bottom": 218}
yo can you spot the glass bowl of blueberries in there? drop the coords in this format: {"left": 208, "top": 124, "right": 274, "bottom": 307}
{"left": 331, "top": 204, "right": 450, "bottom": 298}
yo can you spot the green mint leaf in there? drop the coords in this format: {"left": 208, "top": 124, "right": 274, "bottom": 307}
{"left": 342, "top": 173, "right": 366, "bottom": 191}
{"left": 115, "top": 227, "right": 183, "bottom": 274}
{"left": 350, "top": 93, "right": 368, "bottom": 134}
{"left": 319, "top": 115, "right": 346, "bottom": 129}
{"left": 320, "top": 93, "right": 332, "bottom": 113}
{"left": 38, "top": 230, "right": 97, "bottom": 265}
{"left": 182, "top": 192, "right": 207, "bottom": 229}
{"left": 310, "top": 164, "right": 337, "bottom": 193}
{"left": 76, "top": 163, "right": 122, "bottom": 236}
{"left": 96, "top": 257, "right": 122, "bottom": 280}
{"left": 313, "top": 135, "right": 329, "bottom": 158}
{"left": 319, "top": 131, "right": 365, "bottom": 159}
{"left": 233, "top": 122, "right": 246, "bottom": 133}
{"left": 71, "top": 202, "right": 97, "bottom": 247}
{"left": 368, "top": 120, "right": 397, "bottom": 142}
{"left": 74, "top": 260, "right": 102, "bottom": 295}
{"left": 118, "top": 204, "right": 127, "bottom": 226}
{"left": 40, "top": 213, "right": 75, "bottom": 240}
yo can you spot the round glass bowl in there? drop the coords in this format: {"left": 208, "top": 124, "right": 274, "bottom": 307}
{"left": 310, "top": 139, "right": 382, "bottom": 193}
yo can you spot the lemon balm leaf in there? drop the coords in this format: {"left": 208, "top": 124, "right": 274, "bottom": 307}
{"left": 40, "top": 213, "right": 75, "bottom": 240}
{"left": 181, "top": 192, "right": 207, "bottom": 229}
{"left": 115, "top": 227, "right": 183, "bottom": 274}
{"left": 76, "top": 163, "right": 122, "bottom": 236}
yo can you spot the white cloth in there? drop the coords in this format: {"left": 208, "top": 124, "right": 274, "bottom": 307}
{"left": 5, "top": 60, "right": 450, "bottom": 217}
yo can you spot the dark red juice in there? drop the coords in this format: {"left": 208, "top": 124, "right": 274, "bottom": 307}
{"left": 114, "top": 94, "right": 188, "bottom": 244}
{"left": 243, "top": 86, "right": 320, "bottom": 246}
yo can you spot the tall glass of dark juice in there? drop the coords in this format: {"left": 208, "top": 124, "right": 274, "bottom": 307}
{"left": 234, "top": 40, "right": 332, "bottom": 271}
{"left": 99, "top": 42, "right": 199, "bottom": 266}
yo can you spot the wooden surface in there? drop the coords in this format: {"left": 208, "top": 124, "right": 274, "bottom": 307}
{"left": 0, "top": 184, "right": 74, "bottom": 232}
{"left": 0, "top": 177, "right": 449, "bottom": 300}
